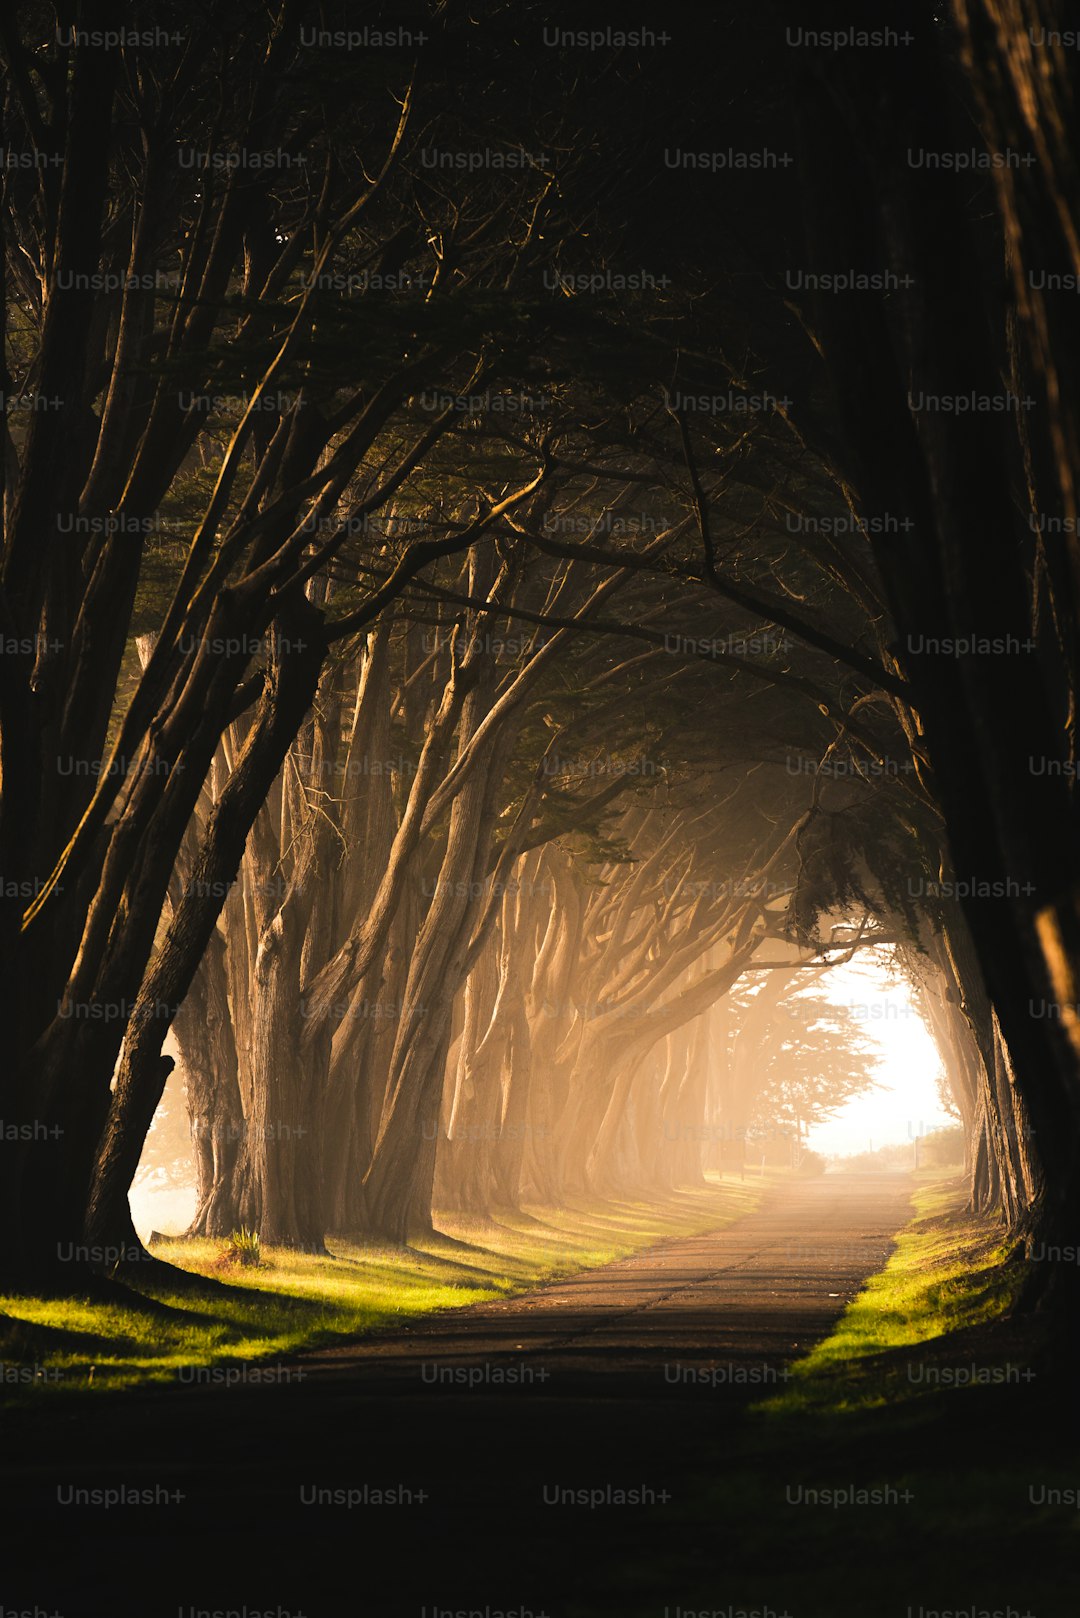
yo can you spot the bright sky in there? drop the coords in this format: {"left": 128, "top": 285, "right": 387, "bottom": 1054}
{"left": 800, "top": 951, "right": 953, "bottom": 1157}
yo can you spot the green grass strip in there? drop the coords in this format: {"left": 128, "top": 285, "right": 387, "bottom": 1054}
{"left": 0, "top": 1173, "right": 772, "bottom": 1401}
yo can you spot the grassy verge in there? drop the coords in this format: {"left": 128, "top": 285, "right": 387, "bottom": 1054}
{"left": 0, "top": 1172, "right": 773, "bottom": 1401}
{"left": 651, "top": 1172, "right": 1068, "bottom": 1618}
{"left": 756, "top": 1168, "right": 1027, "bottom": 1417}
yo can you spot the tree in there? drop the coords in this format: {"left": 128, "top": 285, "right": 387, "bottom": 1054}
{"left": 744, "top": 988, "right": 885, "bottom": 1147}
{"left": 0, "top": 0, "right": 569, "bottom": 1289}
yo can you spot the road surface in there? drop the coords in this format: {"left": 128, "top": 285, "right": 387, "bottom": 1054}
{"left": 2, "top": 1174, "right": 915, "bottom": 1616}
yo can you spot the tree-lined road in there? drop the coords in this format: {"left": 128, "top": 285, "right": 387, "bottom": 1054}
{"left": 3, "top": 1177, "right": 913, "bottom": 1614}
{"left": 299, "top": 1173, "right": 912, "bottom": 1380}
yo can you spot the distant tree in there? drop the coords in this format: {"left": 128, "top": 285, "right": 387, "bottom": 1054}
{"left": 744, "top": 989, "right": 885, "bottom": 1142}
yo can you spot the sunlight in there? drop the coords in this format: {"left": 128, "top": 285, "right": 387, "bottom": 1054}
{"left": 804, "top": 952, "right": 952, "bottom": 1158}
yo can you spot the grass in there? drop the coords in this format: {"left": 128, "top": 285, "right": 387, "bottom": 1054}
{"left": 649, "top": 1171, "right": 1071, "bottom": 1618}
{"left": 0, "top": 1172, "right": 773, "bottom": 1402}
{"left": 756, "top": 1168, "right": 1028, "bottom": 1417}
{"left": 6, "top": 1167, "right": 1073, "bottom": 1616}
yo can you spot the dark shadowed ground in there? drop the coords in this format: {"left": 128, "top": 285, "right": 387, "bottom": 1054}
{"left": 2, "top": 1174, "right": 1069, "bottom": 1617}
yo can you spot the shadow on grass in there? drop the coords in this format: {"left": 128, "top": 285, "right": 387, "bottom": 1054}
{"left": 571, "top": 1175, "right": 1072, "bottom": 1618}
{"left": 0, "top": 1311, "right": 133, "bottom": 1362}
{"left": 1, "top": 1180, "right": 768, "bottom": 1400}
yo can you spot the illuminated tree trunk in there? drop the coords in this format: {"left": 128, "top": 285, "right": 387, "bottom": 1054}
{"left": 178, "top": 927, "right": 246, "bottom": 1237}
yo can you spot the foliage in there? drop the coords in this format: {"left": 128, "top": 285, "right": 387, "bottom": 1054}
{"left": 794, "top": 1148, "right": 827, "bottom": 1176}
{"left": 921, "top": 1125, "right": 965, "bottom": 1168}
{"left": 224, "top": 1228, "right": 263, "bottom": 1268}
{"left": 744, "top": 988, "right": 885, "bottom": 1135}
